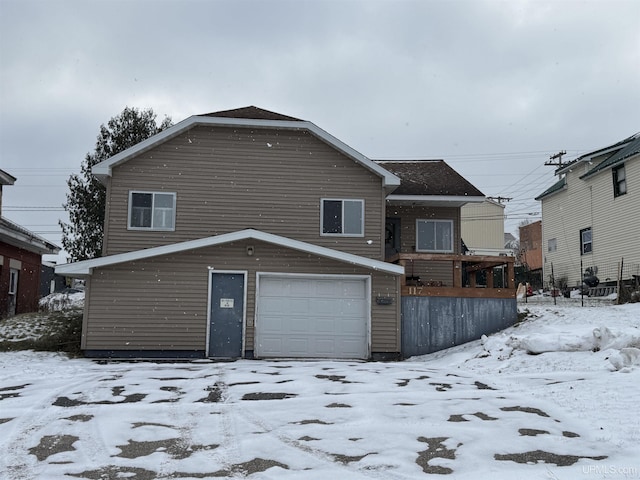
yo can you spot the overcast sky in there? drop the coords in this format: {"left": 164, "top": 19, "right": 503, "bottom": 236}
{"left": 1, "top": 0, "right": 639, "bottom": 263}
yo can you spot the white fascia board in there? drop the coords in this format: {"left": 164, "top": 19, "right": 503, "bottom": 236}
{"left": 55, "top": 229, "right": 405, "bottom": 277}
{"left": 303, "top": 123, "right": 401, "bottom": 188}
{"left": 92, "top": 116, "right": 401, "bottom": 188}
{"left": 387, "top": 195, "right": 485, "bottom": 204}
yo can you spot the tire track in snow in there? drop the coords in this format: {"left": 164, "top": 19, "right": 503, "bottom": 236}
{"left": 0, "top": 372, "right": 103, "bottom": 479}
{"left": 233, "top": 395, "right": 414, "bottom": 479}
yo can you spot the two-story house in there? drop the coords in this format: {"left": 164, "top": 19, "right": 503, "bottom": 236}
{"left": 536, "top": 132, "right": 640, "bottom": 291}
{"left": 57, "top": 107, "right": 516, "bottom": 360}
{"left": 1, "top": 169, "right": 60, "bottom": 317}
{"left": 461, "top": 198, "right": 508, "bottom": 256}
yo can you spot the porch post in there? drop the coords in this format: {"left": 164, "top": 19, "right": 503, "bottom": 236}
{"left": 507, "top": 260, "right": 515, "bottom": 289}
{"left": 453, "top": 260, "right": 462, "bottom": 288}
{"left": 399, "top": 259, "right": 407, "bottom": 286}
{"left": 486, "top": 268, "right": 494, "bottom": 289}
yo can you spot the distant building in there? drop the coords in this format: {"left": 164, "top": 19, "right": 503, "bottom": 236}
{"left": 536, "top": 132, "right": 640, "bottom": 289}
{"left": 461, "top": 199, "right": 513, "bottom": 256}
{"left": 519, "top": 221, "right": 542, "bottom": 272}
{"left": 0, "top": 169, "right": 60, "bottom": 317}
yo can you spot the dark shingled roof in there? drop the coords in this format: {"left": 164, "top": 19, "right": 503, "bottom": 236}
{"left": 377, "top": 160, "right": 484, "bottom": 197}
{"left": 535, "top": 176, "right": 566, "bottom": 200}
{"left": 201, "top": 106, "right": 302, "bottom": 122}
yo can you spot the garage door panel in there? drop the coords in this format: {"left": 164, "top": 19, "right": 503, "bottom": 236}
{"left": 308, "top": 298, "right": 339, "bottom": 315}
{"left": 340, "top": 318, "right": 365, "bottom": 335}
{"left": 259, "top": 337, "right": 283, "bottom": 354}
{"left": 256, "top": 275, "right": 369, "bottom": 359}
{"left": 314, "top": 317, "right": 337, "bottom": 333}
{"left": 288, "top": 338, "right": 311, "bottom": 355}
{"left": 260, "top": 278, "right": 286, "bottom": 296}
{"left": 342, "top": 281, "right": 366, "bottom": 297}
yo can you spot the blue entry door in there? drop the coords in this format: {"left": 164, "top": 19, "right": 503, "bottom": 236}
{"left": 208, "top": 272, "right": 245, "bottom": 358}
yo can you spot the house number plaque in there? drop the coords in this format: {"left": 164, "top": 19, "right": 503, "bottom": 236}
{"left": 220, "top": 298, "right": 234, "bottom": 308}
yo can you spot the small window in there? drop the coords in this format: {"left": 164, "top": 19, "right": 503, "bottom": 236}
{"left": 548, "top": 238, "right": 557, "bottom": 252}
{"left": 613, "top": 164, "right": 627, "bottom": 197}
{"left": 321, "top": 199, "right": 364, "bottom": 236}
{"left": 416, "top": 219, "right": 453, "bottom": 252}
{"left": 580, "top": 227, "right": 592, "bottom": 255}
{"left": 8, "top": 268, "right": 19, "bottom": 295}
{"left": 129, "top": 191, "right": 176, "bottom": 230}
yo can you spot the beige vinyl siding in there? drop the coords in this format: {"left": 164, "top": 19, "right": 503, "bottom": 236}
{"left": 541, "top": 155, "right": 640, "bottom": 287}
{"left": 84, "top": 239, "right": 400, "bottom": 354}
{"left": 104, "top": 126, "right": 384, "bottom": 259}
{"left": 461, "top": 200, "right": 505, "bottom": 250}
{"left": 386, "top": 205, "right": 460, "bottom": 285}
{"left": 387, "top": 205, "right": 461, "bottom": 254}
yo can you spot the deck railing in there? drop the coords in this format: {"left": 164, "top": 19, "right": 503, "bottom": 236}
{"left": 387, "top": 253, "right": 516, "bottom": 299}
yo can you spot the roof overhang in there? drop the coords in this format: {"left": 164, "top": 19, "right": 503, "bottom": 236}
{"left": 0, "top": 220, "right": 60, "bottom": 255}
{"left": 55, "top": 229, "right": 405, "bottom": 277}
{"left": 386, "top": 195, "right": 486, "bottom": 207}
{"left": 0, "top": 169, "right": 16, "bottom": 186}
{"left": 92, "top": 116, "right": 401, "bottom": 189}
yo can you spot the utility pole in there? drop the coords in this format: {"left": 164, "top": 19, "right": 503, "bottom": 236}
{"left": 487, "top": 196, "right": 512, "bottom": 204}
{"left": 545, "top": 150, "right": 567, "bottom": 168}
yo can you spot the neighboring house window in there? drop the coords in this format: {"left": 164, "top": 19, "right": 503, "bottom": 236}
{"left": 548, "top": 238, "right": 557, "bottom": 252}
{"left": 580, "top": 227, "right": 592, "bottom": 255}
{"left": 321, "top": 199, "right": 364, "bottom": 236}
{"left": 613, "top": 164, "right": 627, "bottom": 197}
{"left": 416, "top": 219, "right": 453, "bottom": 252}
{"left": 8, "top": 268, "right": 19, "bottom": 295}
{"left": 129, "top": 191, "right": 176, "bottom": 230}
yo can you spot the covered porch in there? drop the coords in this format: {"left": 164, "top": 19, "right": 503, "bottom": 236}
{"left": 387, "top": 252, "right": 516, "bottom": 299}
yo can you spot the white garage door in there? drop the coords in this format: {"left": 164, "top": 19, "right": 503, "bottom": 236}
{"left": 256, "top": 274, "right": 369, "bottom": 359}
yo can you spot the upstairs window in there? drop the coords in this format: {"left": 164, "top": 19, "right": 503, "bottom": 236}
{"left": 129, "top": 191, "right": 176, "bottom": 230}
{"left": 416, "top": 219, "right": 453, "bottom": 253}
{"left": 548, "top": 238, "right": 557, "bottom": 252}
{"left": 613, "top": 164, "right": 627, "bottom": 197}
{"left": 580, "top": 227, "right": 592, "bottom": 255}
{"left": 321, "top": 199, "right": 364, "bottom": 236}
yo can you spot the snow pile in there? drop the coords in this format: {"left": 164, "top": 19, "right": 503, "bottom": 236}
{"left": 39, "top": 290, "right": 84, "bottom": 311}
{"left": 473, "top": 305, "right": 640, "bottom": 372}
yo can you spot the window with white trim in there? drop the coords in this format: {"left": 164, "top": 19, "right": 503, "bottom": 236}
{"left": 548, "top": 238, "right": 557, "bottom": 252}
{"left": 580, "top": 227, "right": 592, "bottom": 255}
{"left": 128, "top": 191, "right": 176, "bottom": 230}
{"left": 8, "top": 268, "right": 18, "bottom": 295}
{"left": 321, "top": 199, "right": 364, "bottom": 236}
{"left": 613, "top": 164, "right": 627, "bottom": 197}
{"left": 416, "top": 219, "right": 454, "bottom": 252}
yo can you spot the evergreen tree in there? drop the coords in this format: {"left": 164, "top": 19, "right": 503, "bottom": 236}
{"left": 60, "top": 107, "right": 172, "bottom": 261}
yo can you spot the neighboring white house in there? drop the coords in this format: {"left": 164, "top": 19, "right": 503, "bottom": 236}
{"left": 461, "top": 199, "right": 513, "bottom": 256}
{"left": 536, "top": 132, "right": 640, "bottom": 289}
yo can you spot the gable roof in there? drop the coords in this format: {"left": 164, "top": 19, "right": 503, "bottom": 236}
{"left": 202, "top": 106, "right": 302, "bottom": 121}
{"left": 91, "top": 106, "right": 400, "bottom": 189}
{"left": 579, "top": 132, "right": 640, "bottom": 179}
{"left": 556, "top": 131, "right": 640, "bottom": 177}
{"left": 55, "top": 229, "right": 405, "bottom": 277}
{"left": 376, "top": 160, "right": 485, "bottom": 206}
{"left": 0, "top": 216, "right": 60, "bottom": 255}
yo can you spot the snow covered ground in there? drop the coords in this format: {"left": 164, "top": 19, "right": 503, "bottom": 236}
{"left": 0, "top": 303, "right": 639, "bottom": 479}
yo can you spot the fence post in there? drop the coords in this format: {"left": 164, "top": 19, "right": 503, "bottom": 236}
{"left": 580, "top": 258, "right": 584, "bottom": 307}
{"left": 617, "top": 258, "right": 624, "bottom": 305}
{"left": 551, "top": 263, "right": 556, "bottom": 306}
